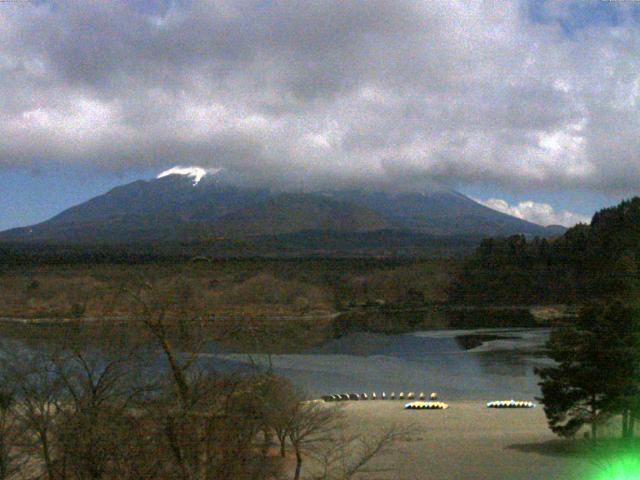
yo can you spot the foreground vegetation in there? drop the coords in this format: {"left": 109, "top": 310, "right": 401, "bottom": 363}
{"left": 0, "top": 283, "right": 402, "bottom": 480}
{"left": 537, "top": 301, "right": 640, "bottom": 441}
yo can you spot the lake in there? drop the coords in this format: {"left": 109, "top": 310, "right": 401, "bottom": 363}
{"left": 200, "top": 327, "right": 552, "bottom": 400}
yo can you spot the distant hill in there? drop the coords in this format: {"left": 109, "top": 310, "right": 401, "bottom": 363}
{"left": 450, "top": 197, "right": 640, "bottom": 305}
{"left": 0, "top": 167, "right": 564, "bottom": 246}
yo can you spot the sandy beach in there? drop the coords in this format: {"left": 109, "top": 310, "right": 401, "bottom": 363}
{"left": 333, "top": 400, "right": 595, "bottom": 480}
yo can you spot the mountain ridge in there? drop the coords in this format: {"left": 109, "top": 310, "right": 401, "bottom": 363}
{"left": 0, "top": 171, "right": 566, "bottom": 245}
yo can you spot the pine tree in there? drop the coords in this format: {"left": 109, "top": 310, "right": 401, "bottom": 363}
{"left": 536, "top": 301, "right": 640, "bottom": 441}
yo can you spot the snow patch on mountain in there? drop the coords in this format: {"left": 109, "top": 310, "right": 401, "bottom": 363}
{"left": 157, "top": 166, "right": 220, "bottom": 186}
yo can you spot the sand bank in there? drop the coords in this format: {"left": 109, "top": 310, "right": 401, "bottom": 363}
{"left": 334, "top": 400, "right": 596, "bottom": 480}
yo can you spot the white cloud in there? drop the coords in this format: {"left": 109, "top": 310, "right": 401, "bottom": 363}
{"left": 477, "top": 198, "right": 590, "bottom": 227}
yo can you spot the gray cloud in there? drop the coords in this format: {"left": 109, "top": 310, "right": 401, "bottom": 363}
{"left": 0, "top": 0, "right": 639, "bottom": 194}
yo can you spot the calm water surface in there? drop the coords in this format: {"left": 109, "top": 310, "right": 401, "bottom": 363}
{"left": 200, "top": 328, "right": 552, "bottom": 400}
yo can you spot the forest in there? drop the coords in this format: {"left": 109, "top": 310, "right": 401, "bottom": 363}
{"left": 449, "top": 197, "right": 640, "bottom": 305}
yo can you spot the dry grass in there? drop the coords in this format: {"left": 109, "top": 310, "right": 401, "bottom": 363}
{"left": 0, "top": 259, "right": 456, "bottom": 320}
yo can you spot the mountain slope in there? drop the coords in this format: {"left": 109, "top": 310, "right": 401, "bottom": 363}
{"left": 0, "top": 169, "right": 564, "bottom": 244}
{"left": 210, "top": 193, "right": 391, "bottom": 237}
{"left": 330, "top": 190, "right": 559, "bottom": 237}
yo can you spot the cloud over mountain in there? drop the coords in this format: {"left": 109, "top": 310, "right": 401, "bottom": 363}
{"left": 476, "top": 198, "right": 590, "bottom": 227}
{"left": 0, "top": 1, "right": 639, "bottom": 194}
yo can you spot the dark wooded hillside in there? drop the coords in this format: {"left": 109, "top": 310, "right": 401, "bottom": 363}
{"left": 449, "top": 197, "right": 640, "bottom": 305}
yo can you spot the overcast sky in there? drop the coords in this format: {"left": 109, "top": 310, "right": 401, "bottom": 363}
{"left": 1, "top": 0, "right": 639, "bottom": 230}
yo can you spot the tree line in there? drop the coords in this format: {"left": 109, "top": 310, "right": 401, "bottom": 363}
{"left": 449, "top": 197, "right": 640, "bottom": 306}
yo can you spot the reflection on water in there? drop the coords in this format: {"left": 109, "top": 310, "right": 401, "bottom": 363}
{"left": 1, "top": 324, "right": 551, "bottom": 401}
{"left": 204, "top": 328, "right": 551, "bottom": 400}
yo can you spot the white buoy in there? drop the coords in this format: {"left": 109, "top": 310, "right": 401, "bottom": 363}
{"left": 399, "top": 392, "right": 405, "bottom": 399}
{"left": 419, "top": 392, "right": 426, "bottom": 400}
{"left": 372, "top": 392, "right": 377, "bottom": 400}
{"left": 381, "top": 392, "right": 386, "bottom": 400}
{"left": 407, "top": 392, "right": 415, "bottom": 400}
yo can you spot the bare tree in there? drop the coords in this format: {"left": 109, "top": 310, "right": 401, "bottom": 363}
{"left": 282, "top": 398, "right": 406, "bottom": 480}
{"left": 0, "top": 388, "right": 25, "bottom": 480}
{"left": 221, "top": 316, "right": 280, "bottom": 372}
{"left": 124, "top": 279, "right": 206, "bottom": 406}
{"left": 287, "top": 402, "right": 341, "bottom": 480}
{"left": 50, "top": 342, "right": 146, "bottom": 480}
{"left": 308, "top": 426, "right": 403, "bottom": 480}
{"left": 0, "top": 275, "right": 405, "bottom": 480}
{"left": 254, "top": 375, "right": 299, "bottom": 459}
{"left": 0, "top": 325, "right": 153, "bottom": 480}
{"left": 6, "top": 350, "right": 64, "bottom": 480}
{"left": 124, "top": 279, "right": 285, "bottom": 480}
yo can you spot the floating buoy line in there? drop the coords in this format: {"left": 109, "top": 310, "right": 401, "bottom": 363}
{"left": 319, "top": 393, "right": 536, "bottom": 411}
{"left": 404, "top": 401, "right": 449, "bottom": 410}
{"left": 321, "top": 391, "right": 437, "bottom": 402}
{"left": 486, "top": 400, "right": 536, "bottom": 409}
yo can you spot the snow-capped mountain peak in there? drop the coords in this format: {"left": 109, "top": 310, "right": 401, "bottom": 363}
{"left": 157, "top": 166, "right": 220, "bottom": 186}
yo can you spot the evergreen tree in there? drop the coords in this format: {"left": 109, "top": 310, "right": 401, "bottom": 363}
{"left": 450, "top": 196, "right": 640, "bottom": 306}
{"left": 536, "top": 301, "right": 640, "bottom": 441}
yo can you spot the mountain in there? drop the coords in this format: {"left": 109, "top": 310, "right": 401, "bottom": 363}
{"left": 327, "top": 190, "right": 564, "bottom": 237}
{"left": 210, "top": 193, "right": 391, "bottom": 237}
{"left": 0, "top": 167, "right": 564, "bottom": 245}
